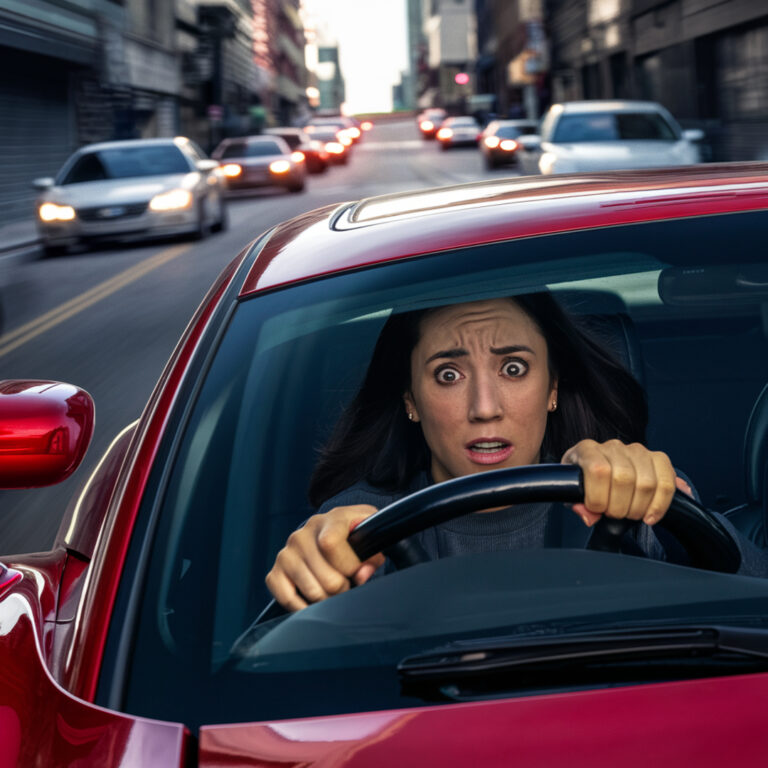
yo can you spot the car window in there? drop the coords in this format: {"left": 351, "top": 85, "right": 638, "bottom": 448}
{"left": 61, "top": 145, "right": 191, "bottom": 183}
{"left": 119, "top": 210, "right": 768, "bottom": 728}
{"left": 275, "top": 133, "right": 301, "bottom": 149}
{"left": 553, "top": 112, "right": 678, "bottom": 142}
{"left": 219, "top": 140, "right": 284, "bottom": 158}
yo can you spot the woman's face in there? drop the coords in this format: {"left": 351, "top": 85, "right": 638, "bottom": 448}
{"left": 404, "top": 298, "right": 558, "bottom": 484}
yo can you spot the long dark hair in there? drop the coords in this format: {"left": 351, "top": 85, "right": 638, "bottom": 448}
{"left": 309, "top": 292, "right": 647, "bottom": 507}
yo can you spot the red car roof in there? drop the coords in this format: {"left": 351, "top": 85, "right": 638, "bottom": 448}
{"left": 240, "top": 162, "right": 768, "bottom": 297}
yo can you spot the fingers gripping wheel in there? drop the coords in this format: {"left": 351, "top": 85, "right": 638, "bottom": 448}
{"left": 259, "top": 465, "right": 742, "bottom": 623}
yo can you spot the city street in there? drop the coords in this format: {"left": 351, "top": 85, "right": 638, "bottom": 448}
{"left": 0, "top": 117, "right": 517, "bottom": 554}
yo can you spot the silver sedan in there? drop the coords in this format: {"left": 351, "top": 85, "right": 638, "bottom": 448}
{"left": 34, "top": 137, "right": 228, "bottom": 255}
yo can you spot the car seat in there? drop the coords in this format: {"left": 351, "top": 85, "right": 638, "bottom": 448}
{"left": 724, "top": 382, "right": 768, "bottom": 547}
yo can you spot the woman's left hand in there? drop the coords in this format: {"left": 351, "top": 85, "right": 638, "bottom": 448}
{"left": 561, "top": 439, "right": 689, "bottom": 528}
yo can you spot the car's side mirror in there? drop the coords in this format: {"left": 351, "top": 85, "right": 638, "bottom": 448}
{"left": 196, "top": 159, "right": 220, "bottom": 173}
{"left": 682, "top": 129, "right": 705, "bottom": 142}
{"left": 516, "top": 135, "right": 542, "bottom": 152}
{"left": 32, "top": 177, "right": 55, "bottom": 191}
{"left": 0, "top": 380, "right": 94, "bottom": 489}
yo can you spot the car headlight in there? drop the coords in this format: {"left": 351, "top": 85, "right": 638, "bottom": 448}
{"left": 269, "top": 160, "right": 291, "bottom": 174}
{"left": 539, "top": 152, "right": 559, "bottom": 174}
{"left": 149, "top": 189, "right": 193, "bottom": 211}
{"left": 39, "top": 202, "right": 75, "bottom": 222}
{"left": 221, "top": 163, "right": 243, "bottom": 178}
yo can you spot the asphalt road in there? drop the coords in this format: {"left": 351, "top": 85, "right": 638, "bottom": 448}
{"left": 0, "top": 117, "right": 521, "bottom": 554}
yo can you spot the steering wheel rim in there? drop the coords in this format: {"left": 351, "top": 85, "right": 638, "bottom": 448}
{"left": 257, "top": 464, "right": 741, "bottom": 624}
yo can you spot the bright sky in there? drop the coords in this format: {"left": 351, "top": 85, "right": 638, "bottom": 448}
{"left": 302, "top": 0, "right": 409, "bottom": 114}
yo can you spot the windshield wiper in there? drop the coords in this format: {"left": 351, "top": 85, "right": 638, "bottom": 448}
{"left": 399, "top": 625, "right": 768, "bottom": 700}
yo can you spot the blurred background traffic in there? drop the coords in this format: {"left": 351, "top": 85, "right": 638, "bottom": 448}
{"left": 0, "top": 0, "right": 767, "bottom": 553}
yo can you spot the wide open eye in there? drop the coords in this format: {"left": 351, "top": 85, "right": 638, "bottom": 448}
{"left": 435, "top": 366, "right": 462, "bottom": 384}
{"left": 502, "top": 359, "right": 529, "bottom": 377}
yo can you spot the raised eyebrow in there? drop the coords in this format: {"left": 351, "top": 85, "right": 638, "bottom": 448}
{"left": 490, "top": 345, "right": 535, "bottom": 356}
{"left": 425, "top": 348, "right": 468, "bottom": 364}
{"left": 425, "top": 344, "right": 535, "bottom": 364}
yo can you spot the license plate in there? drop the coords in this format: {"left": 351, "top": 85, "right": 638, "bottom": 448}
{"left": 98, "top": 206, "right": 127, "bottom": 218}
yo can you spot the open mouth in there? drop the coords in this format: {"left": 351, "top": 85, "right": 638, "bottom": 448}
{"left": 465, "top": 439, "right": 514, "bottom": 465}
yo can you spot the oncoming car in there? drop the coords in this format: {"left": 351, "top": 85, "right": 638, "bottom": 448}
{"left": 4, "top": 164, "right": 768, "bottom": 765}
{"left": 212, "top": 135, "right": 306, "bottom": 194}
{"left": 33, "top": 137, "right": 228, "bottom": 255}
{"left": 436, "top": 116, "right": 481, "bottom": 149}
{"left": 517, "top": 100, "right": 704, "bottom": 175}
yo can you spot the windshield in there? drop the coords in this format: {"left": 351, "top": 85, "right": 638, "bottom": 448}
{"left": 122, "top": 211, "right": 768, "bottom": 728}
{"left": 60, "top": 145, "right": 191, "bottom": 183}
{"left": 218, "top": 140, "right": 284, "bottom": 158}
{"left": 552, "top": 112, "right": 679, "bottom": 142}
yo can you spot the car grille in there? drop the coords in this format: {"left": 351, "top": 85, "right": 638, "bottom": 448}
{"left": 77, "top": 202, "right": 148, "bottom": 222}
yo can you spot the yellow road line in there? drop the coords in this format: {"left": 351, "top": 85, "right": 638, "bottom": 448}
{"left": 0, "top": 244, "right": 190, "bottom": 359}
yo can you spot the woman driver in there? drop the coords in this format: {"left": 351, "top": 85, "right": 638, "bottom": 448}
{"left": 266, "top": 293, "right": 768, "bottom": 611}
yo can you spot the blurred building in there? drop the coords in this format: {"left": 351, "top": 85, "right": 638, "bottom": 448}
{"left": 420, "top": 0, "right": 478, "bottom": 111}
{"left": 0, "top": 0, "right": 130, "bottom": 228}
{"left": 547, "top": 0, "right": 768, "bottom": 161}
{"left": 315, "top": 45, "right": 345, "bottom": 113}
{"left": 405, "top": 0, "right": 425, "bottom": 110}
{"left": 471, "top": 0, "right": 549, "bottom": 121}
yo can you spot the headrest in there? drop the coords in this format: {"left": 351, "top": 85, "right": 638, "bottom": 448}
{"left": 578, "top": 312, "right": 646, "bottom": 386}
{"left": 744, "top": 382, "right": 768, "bottom": 504}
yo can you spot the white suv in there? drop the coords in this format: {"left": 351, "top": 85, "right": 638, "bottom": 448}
{"left": 517, "top": 100, "right": 704, "bottom": 175}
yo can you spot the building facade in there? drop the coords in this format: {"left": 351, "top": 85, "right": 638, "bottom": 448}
{"left": 547, "top": 0, "right": 768, "bottom": 160}
{"left": 421, "top": 0, "right": 477, "bottom": 111}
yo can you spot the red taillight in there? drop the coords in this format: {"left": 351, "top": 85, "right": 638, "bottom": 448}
{"left": 436, "top": 128, "right": 453, "bottom": 140}
{"left": 500, "top": 139, "right": 519, "bottom": 152}
{"left": 484, "top": 136, "right": 500, "bottom": 149}
{"left": 291, "top": 151, "right": 305, "bottom": 162}
{"left": 361, "top": 121, "right": 373, "bottom": 131}
{"left": 420, "top": 120, "right": 434, "bottom": 132}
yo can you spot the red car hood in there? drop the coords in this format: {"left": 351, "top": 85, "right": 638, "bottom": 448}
{"left": 198, "top": 672, "right": 768, "bottom": 767}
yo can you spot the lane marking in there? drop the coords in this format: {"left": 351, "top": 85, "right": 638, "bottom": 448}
{"left": 357, "top": 140, "right": 426, "bottom": 151}
{"left": 0, "top": 243, "right": 190, "bottom": 359}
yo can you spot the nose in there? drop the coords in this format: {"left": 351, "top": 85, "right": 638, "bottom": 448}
{"left": 468, "top": 371, "right": 503, "bottom": 422}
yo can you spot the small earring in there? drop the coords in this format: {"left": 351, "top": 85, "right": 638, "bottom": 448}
{"left": 408, "top": 412, "right": 414, "bottom": 421}
{"left": 551, "top": 400, "right": 557, "bottom": 412}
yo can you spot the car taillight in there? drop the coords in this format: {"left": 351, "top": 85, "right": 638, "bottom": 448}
{"left": 500, "top": 139, "right": 519, "bottom": 152}
{"left": 484, "top": 136, "right": 500, "bottom": 148}
{"left": 437, "top": 128, "right": 453, "bottom": 140}
{"left": 269, "top": 160, "right": 291, "bottom": 174}
{"left": 291, "top": 151, "right": 305, "bottom": 162}
{"left": 361, "top": 121, "right": 373, "bottom": 131}
{"left": 420, "top": 120, "right": 434, "bottom": 132}
{"left": 326, "top": 142, "right": 344, "bottom": 154}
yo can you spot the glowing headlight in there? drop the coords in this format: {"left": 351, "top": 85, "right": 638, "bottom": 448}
{"left": 436, "top": 128, "right": 453, "bottom": 140}
{"left": 484, "top": 136, "right": 500, "bottom": 149}
{"left": 325, "top": 142, "right": 344, "bottom": 154}
{"left": 290, "top": 151, "right": 305, "bottom": 163}
{"left": 149, "top": 189, "right": 193, "bottom": 211}
{"left": 221, "top": 163, "right": 243, "bottom": 178}
{"left": 39, "top": 203, "right": 75, "bottom": 222}
{"left": 269, "top": 160, "right": 291, "bottom": 174}
{"left": 539, "top": 152, "right": 558, "bottom": 174}
{"left": 500, "top": 139, "right": 518, "bottom": 152}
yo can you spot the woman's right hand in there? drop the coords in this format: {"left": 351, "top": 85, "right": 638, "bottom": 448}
{"left": 265, "top": 504, "right": 385, "bottom": 612}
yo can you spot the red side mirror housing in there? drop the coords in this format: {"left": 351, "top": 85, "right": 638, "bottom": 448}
{"left": 0, "top": 380, "right": 94, "bottom": 489}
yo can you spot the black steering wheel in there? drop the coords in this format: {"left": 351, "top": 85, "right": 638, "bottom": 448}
{"left": 257, "top": 464, "right": 741, "bottom": 623}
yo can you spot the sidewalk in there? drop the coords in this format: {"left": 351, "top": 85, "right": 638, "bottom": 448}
{"left": 0, "top": 217, "right": 40, "bottom": 259}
